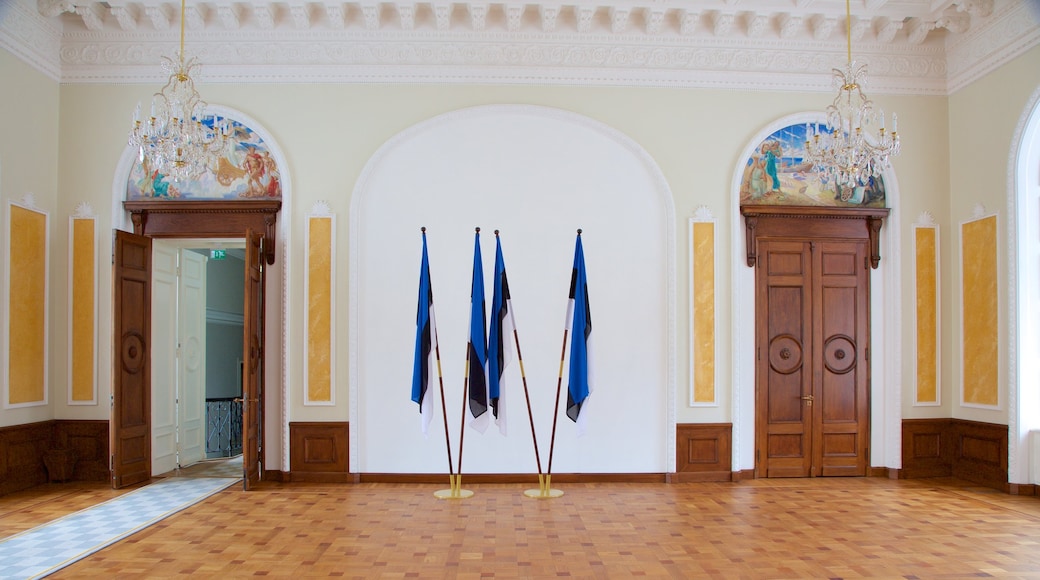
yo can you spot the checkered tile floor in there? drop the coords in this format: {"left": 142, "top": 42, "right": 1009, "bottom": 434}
{"left": 0, "top": 476, "right": 238, "bottom": 579}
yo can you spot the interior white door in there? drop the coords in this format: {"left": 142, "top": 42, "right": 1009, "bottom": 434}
{"left": 178, "top": 249, "right": 208, "bottom": 467}
{"left": 151, "top": 241, "right": 178, "bottom": 476}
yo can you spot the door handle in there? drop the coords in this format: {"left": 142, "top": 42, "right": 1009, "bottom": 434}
{"left": 800, "top": 394, "right": 814, "bottom": 407}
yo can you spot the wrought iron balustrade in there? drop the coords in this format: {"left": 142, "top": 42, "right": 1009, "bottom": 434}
{"left": 206, "top": 397, "right": 243, "bottom": 458}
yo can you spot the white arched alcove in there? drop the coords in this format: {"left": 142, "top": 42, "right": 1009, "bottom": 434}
{"left": 729, "top": 112, "right": 903, "bottom": 474}
{"left": 111, "top": 105, "right": 293, "bottom": 472}
{"left": 1007, "top": 84, "right": 1040, "bottom": 486}
{"left": 350, "top": 104, "right": 676, "bottom": 474}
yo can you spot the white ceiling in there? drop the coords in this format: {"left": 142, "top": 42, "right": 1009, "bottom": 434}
{"left": 2, "top": 0, "right": 1039, "bottom": 93}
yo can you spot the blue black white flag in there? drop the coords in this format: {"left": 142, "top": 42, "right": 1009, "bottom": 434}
{"left": 467, "top": 229, "right": 490, "bottom": 433}
{"left": 487, "top": 232, "right": 516, "bottom": 436}
{"left": 566, "top": 231, "right": 593, "bottom": 435}
{"left": 411, "top": 229, "right": 437, "bottom": 436}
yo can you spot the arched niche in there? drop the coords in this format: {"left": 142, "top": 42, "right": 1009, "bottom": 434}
{"left": 111, "top": 105, "right": 293, "bottom": 472}
{"left": 350, "top": 104, "right": 676, "bottom": 475}
{"left": 729, "top": 112, "right": 903, "bottom": 475}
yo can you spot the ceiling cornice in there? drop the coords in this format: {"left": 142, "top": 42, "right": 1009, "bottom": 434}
{"left": 2, "top": 0, "right": 1038, "bottom": 94}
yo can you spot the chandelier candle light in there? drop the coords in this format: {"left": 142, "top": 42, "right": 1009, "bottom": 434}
{"left": 128, "top": 0, "right": 226, "bottom": 183}
{"left": 804, "top": 0, "right": 901, "bottom": 197}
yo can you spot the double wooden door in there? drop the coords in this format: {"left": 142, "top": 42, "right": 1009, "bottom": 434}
{"left": 112, "top": 229, "right": 266, "bottom": 490}
{"left": 752, "top": 225, "right": 874, "bottom": 478}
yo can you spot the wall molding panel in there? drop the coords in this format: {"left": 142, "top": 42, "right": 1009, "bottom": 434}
{"left": 960, "top": 206, "right": 1000, "bottom": 410}
{"left": 689, "top": 209, "right": 717, "bottom": 407}
{"left": 69, "top": 203, "right": 98, "bottom": 405}
{"left": 913, "top": 212, "right": 940, "bottom": 407}
{"left": 674, "top": 423, "right": 731, "bottom": 482}
{"left": 289, "top": 421, "right": 349, "bottom": 483}
{"left": 305, "top": 202, "right": 335, "bottom": 406}
{"left": 4, "top": 194, "right": 49, "bottom": 409}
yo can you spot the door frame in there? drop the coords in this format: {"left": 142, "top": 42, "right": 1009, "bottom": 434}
{"left": 741, "top": 205, "right": 888, "bottom": 478}
{"left": 111, "top": 200, "right": 281, "bottom": 488}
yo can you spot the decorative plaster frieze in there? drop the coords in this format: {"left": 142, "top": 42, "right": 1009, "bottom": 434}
{"left": 946, "top": 0, "right": 1040, "bottom": 93}
{"left": 779, "top": 14, "right": 801, "bottom": 39}
{"left": 915, "top": 211, "right": 937, "bottom": 226}
{"left": 746, "top": 12, "right": 768, "bottom": 39}
{"left": 72, "top": 202, "right": 96, "bottom": 218}
{"left": 810, "top": 15, "right": 835, "bottom": 41}
{"left": 3, "top": 0, "right": 1036, "bottom": 94}
{"left": 110, "top": 6, "right": 136, "bottom": 31}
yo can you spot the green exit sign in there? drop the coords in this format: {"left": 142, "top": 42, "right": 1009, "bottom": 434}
{"left": 210, "top": 249, "right": 226, "bottom": 260}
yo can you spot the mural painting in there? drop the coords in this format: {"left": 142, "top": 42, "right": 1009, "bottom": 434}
{"left": 126, "top": 117, "right": 282, "bottom": 200}
{"left": 739, "top": 122, "right": 886, "bottom": 208}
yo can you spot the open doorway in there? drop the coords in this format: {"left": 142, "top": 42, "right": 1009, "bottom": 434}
{"left": 149, "top": 239, "right": 246, "bottom": 477}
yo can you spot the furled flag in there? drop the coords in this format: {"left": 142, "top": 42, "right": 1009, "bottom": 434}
{"left": 467, "top": 228, "right": 490, "bottom": 433}
{"left": 566, "top": 230, "right": 594, "bottom": 435}
{"left": 487, "top": 231, "right": 516, "bottom": 436}
{"left": 411, "top": 228, "right": 437, "bottom": 436}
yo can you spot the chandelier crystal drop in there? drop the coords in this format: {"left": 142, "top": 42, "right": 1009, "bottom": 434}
{"left": 804, "top": 0, "right": 901, "bottom": 197}
{"left": 128, "top": 0, "right": 226, "bottom": 183}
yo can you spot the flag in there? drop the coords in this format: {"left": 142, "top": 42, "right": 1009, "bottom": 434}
{"left": 487, "top": 232, "right": 516, "bottom": 436}
{"left": 566, "top": 231, "right": 593, "bottom": 435}
{"left": 467, "top": 229, "right": 490, "bottom": 433}
{"left": 411, "top": 229, "right": 437, "bottom": 436}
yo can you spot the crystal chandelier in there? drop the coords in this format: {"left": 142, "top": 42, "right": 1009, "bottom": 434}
{"left": 128, "top": 0, "right": 225, "bottom": 183}
{"left": 804, "top": 0, "right": 901, "bottom": 197}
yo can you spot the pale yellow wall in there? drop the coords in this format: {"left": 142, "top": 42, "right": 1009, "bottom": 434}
{"left": 948, "top": 44, "right": 1040, "bottom": 424}
{"left": 50, "top": 80, "right": 950, "bottom": 431}
{"left": 3, "top": 41, "right": 1029, "bottom": 443}
{"left": 0, "top": 49, "right": 59, "bottom": 427}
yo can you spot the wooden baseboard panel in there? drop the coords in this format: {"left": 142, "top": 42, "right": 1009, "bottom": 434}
{"left": 289, "top": 421, "right": 349, "bottom": 477}
{"left": 0, "top": 420, "right": 111, "bottom": 497}
{"left": 289, "top": 472, "right": 353, "bottom": 483}
{"left": 358, "top": 473, "right": 667, "bottom": 484}
{"left": 675, "top": 423, "right": 732, "bottom": 478}
{"left": 1008, "top": 484, "right": 1037, "bottom": 496}
{"left": 901, "top": 418, "right": 1009, "bottom": 492}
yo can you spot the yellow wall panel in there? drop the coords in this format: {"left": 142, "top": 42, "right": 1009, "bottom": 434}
{"left": 307, "top": 216, "right": 333, "bottom": 403}
{"left": 961, "top": 215, "right": 998, "bottom": 407}
{"left": 71, "top": 217, "right": 96, "bottom": 403}
{"left": 692, "top": 221, "right": 715, "bottom": 404}
{"left": 915, "top": 227, "right": 938, "bottom": 404}
{"left": 8, "top": 204, "right": 47, "bottom": 406}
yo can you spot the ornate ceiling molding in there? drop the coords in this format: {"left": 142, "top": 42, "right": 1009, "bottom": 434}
{"left": 2, "top": 0, "right": 1038, "bottom": 93}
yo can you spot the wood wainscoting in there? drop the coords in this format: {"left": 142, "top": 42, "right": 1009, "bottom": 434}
{"left": 901, "top": 418, "right": 1025, "bottom": 493}
{"left": 0, "top": 420, "right": 109, "bottom": 497}
{"left": 288, "top": 422, "right": 350, "bottom": 483}
{"left": 674, "top": 423, "right": 732, "bottom": 482}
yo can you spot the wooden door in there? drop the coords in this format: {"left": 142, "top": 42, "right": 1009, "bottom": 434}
{"left": 755, "top": 238, "right": 870, "bottom": 477}
{"left": 242, "top": 229, "right": 264, "bottom": 489}
{"left": 756, "top": 240, "right": 813, "bottom": 477}
{"left": 813, "top": 240, "right": 870, "bottom": 476}
{"left": 112, "top": 230, "right": 152, "bottom": 488}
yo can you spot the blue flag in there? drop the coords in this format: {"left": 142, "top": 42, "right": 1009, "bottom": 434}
{"left": 467, "top": 229, "right": 490, "bottom": 433}
{"left": 487, "top": 232, "right": 516, "bottom": 436}
{"left": 566, "top": 231, "right": 593, "bottom": 434}
{"left": 411, "top": 230, "right": 437, "bottom": 436}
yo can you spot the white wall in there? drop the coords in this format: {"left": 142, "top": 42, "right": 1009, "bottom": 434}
{"left": 352, "top": 105, "right": 674, "bottom": 473}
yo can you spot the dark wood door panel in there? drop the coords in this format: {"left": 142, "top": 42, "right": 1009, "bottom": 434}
{"left": 112, "top": 230, "right": 152, "bottom": 489}
{"left": 748, "top": 213, "right": 877, "bottom": 479}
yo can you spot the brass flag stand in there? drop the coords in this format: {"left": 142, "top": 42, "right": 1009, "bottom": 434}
{"left": 524, "top": 327, "right": 568, "bottom": 499}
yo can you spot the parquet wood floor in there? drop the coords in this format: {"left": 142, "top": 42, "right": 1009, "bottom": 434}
{"left": 7, "top": 477, "right": 1040, "bottom": 579}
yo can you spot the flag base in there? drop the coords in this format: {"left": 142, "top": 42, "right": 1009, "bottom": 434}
{"left": 434, "top": 488, "right": 474, "bottom": 499}
{"left": 523, "top": 474, "right": 563, "bottom": 499}
{"left": 434, "top": 474, "right": 473, "bottom": 499}
{"left": 523, "top": 487, "right": 563, "bottom": 499}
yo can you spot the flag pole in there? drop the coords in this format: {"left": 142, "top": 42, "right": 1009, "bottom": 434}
{"left": 440, "top": 351, "right": 473, "bottom": 499}
{"left": 432, "top": 328, "right": 460, "bottom": 497}
{"left": 528, "top": 328, "right": 566, "bottom": 499}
